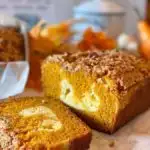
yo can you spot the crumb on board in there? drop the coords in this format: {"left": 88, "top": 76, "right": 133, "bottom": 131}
{"left": 109, "top": 140, "right": 115, "bottom": 148}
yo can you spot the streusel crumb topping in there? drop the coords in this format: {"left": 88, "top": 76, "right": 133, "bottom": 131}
{"left": 45, "top": 50, "right": 150, "bottom": 91}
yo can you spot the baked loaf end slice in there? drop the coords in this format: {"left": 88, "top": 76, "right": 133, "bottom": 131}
{"left": 42, "top": 50, "right": 150, "bottom": 133}
{"left": 0, "top": 97, "right": 91, "bottom": 149}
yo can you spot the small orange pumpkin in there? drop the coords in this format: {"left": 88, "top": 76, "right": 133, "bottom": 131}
{"left": 138, "top": 20, "right": 150, "bottom": 59}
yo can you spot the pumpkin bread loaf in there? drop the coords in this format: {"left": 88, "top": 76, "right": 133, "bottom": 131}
{"left": 42, "top": 50, "right": 150, "bottom": 133}
{"left": 0, "top": 27, "right": 25, "bottom": 61}
{"left": 0, "top": 97, "right": 91, "bottom": 149}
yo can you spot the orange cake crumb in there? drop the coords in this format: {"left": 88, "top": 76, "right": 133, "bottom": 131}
{"left": 0, "top": 97, "right": 91, "bottom": 149}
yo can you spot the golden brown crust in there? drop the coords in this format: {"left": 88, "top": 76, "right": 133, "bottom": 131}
{"left": 69, "top": 131, "right": 92, "bottom": 150}
{"left": 114, "top": 78, "right": 150, "bottom": 133}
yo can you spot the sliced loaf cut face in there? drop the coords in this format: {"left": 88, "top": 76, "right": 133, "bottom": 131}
{"left": 42, "top": 50, "right": 150, "bottom": 133}
{"left": 0, "top": 97, "right": 91, "bottom": 149}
